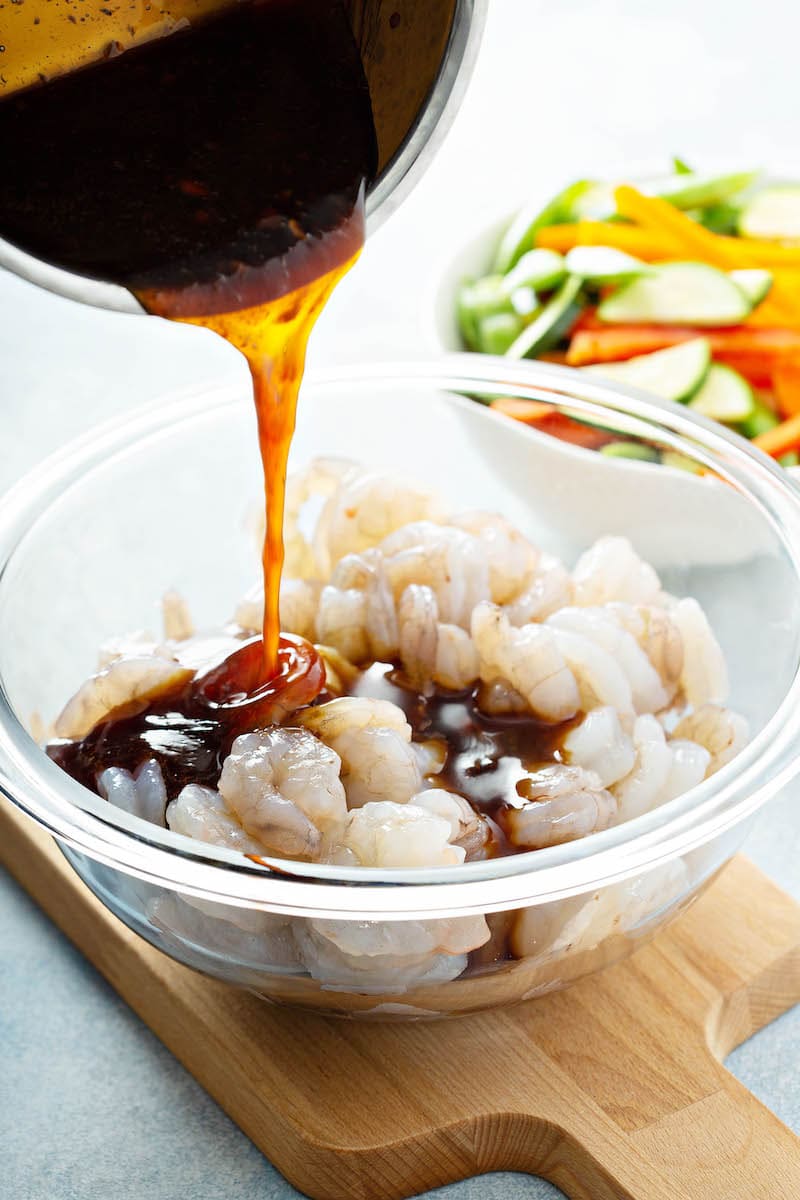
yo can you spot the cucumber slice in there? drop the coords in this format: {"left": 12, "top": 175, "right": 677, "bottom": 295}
{"left": 502, "top": 248, "right": 566, "bottom": 294}
{"left": 736, "top": 398, "right": 780, "bottom": 440}
{"left": 598, "top": 262, "right": 753, "bottom": 326}
{"left": 729, "top": 268, "right": 773, "bottom": 306}
{"left": 582, "top": 338, "right": 711, "bottom": 403}
{"left": 599, "top": 441, "right": 660, "bottom": 463}
{"left": 506, "top": 275, "right": 584, "bottom": 360}
{"left": 779, "top": 450, "right": 800, "bottom": 467}
{"left": 644, "top": 169, "right": 759, "bottom": 210}
{"left": 493, "top": 180, "right": 597, "bottom": 273}
{"left": 565, "top": 246, "right": 651, "bottom": 284}
{"left": 688, "top": 365, "right": 755, "bottom": 423}
{"left": 661, "top": 450, "right": 703, "bottom": 474}
{"left": 738, "top": 186, "right": 800, "bottom": 239}
{"left": 477, "top": 312, "right": 524, "bottom": 355}
{"left": 457, "top": 275, "right": 513, "bottom": 348}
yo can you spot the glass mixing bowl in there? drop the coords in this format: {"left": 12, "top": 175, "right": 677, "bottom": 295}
{"left": 2, "top": 356, "right": 800, "bottom": 1019}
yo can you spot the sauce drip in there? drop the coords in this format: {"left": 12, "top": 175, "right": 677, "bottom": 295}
{"left": 0, "top": 0, "right": 376, "bottom": 687}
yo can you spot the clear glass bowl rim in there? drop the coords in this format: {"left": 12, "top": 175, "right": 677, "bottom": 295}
{"left": 2, "top": 354, "right": 800, "bottom": 920}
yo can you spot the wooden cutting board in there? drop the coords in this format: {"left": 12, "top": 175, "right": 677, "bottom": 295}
{"left": 2, "top": 796, "right": 799, "bottom": 1200}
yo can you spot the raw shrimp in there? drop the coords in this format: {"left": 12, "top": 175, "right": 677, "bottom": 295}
{"left": 218, "top": 727, "right": 347, "bottom": 859}
{"left": 547, "top": 606, "right": 669, "bottom": 713}
{"left": 283, "top": 457, "right": 356, "bottom": 580}
{"left": 303, "top": 798, "right": 489, "bottom": 989}
{"left": 451, "top": 511, "right": 539, "bottom": 604}
{"left": 506, "top": 765, "right": 617, "bottom": 849}
{"left": 55, "top": 654, "right": 193, "bottom": 740}
{"left": 412, "top": 789, "right": 491, "bottom": 860}
{"left": 96, "top": 630, "right": 167, "bottom": 668}
{"left": 475, "top": 679, "right": 529, "bottom": 715}
{"left": 670, "top": 597, "right": 729, "bottom": 706}
{"left": 660, "top": 739, "right": 710, "bottom": 801}
{"left": 563, "top": 707, "right": 636, "bottom": 787}
{"left": 235, "top": 578, "right": 320, "bottom": 641}
{"left": 295, "top": 922, "right": 473, "bottom": 992}
{"left": 297, "top": 697, "right": 423, "bottom": 808}
{"left": 166, "top": 784, "right": 266, "bottom": 855}
{"left": 504, "top": 553, "right": 573, "bottom": 625}
{"left": 325, "top": 799, "right": 465, "bottom": 867}
{"left": 397, "top": 585, "right": 480, "bottom": 692}
{"left": 316, "top": 469, "right": 446, "bottom": 570}
{"left": 609, "top": 602, "right": 684, "bottom": 704}
{"left": 612, "top": 714, "right": 673, "bottom": 823}
{"left": 673, "top": 704, "right": 749, "bottom": 775}
{"left": 512, "top": 858, "right": 690, "bottom": 959}
{"left": 315, "top": 549, "right": 398, "bottom": 664}
{"left": 572, "top": 536, "right": 662, "bottom": 607}
{"left": 162, "top": 589, "right": 194, "bottom": 641}
{"left": 471, "top": 603, "right": 579, "bottom": 722}
{"left": 98, "top": 758, "right": 168, "bottom": 826}
{"left": 380, "top": 521, "right": 490, "bottom": 628}
{"left": 548, "top": 626, "right": 633, "bottom": 715}
{"left": 151, "top": 893, "right": 303, "bottom": 968}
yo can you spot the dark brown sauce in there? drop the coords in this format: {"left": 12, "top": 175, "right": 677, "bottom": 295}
{"left": 0, "top": 0, "right": 376, "bottom": 684}
{"left": 49, "top": 653, "right": 579, "bottom": 843}
{"left": 48, "top": 635, "right": 325, "bottom": 799}
{"left": 354, "top": 663, "right": 580, "bottom": 853}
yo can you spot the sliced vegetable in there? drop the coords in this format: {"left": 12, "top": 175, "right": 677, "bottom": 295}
{"left": 457, "top": 275, "right": 514, "bottom": 348}
{"left": 779, "top": 450, "right": 800, "bottom": 466}
{"left": 493, "top": 180, "right": 596, "bottom": 273}
{"left": 506, "top": 275, "right": 584, "bottom": 360}
{"left": 752, "top": 412, "right": 800, "bottom": 458}
{"left": 502, "top": 248, "right": 566, "bottom": 294}
{"left": 698, "top": 202, "right": 742, "bottom": 236}
{"left": 565, "top": 245, "right": 651, "bottom": 284}
{"left": 672, "top": 156, "right": 693, "bottom": 176}
{"left": 688, "top": 365, "right": 755, "bottom": 423}
{"left": 736, "top": 398, "right": 780, "bottom": 439}
{"left": 599, "top": 441, "right": 659, "bottom": 462}
{"left": 598, "top": 262, "right": 752, "bottom": 326}
{"left": 738, "top": 186, "right": 800, "bottom": 240}
{"left": 661, "top": 450, "right": 703, "bottom": 474}
{"left": 582, "top": 338, "right": 711, "bottom": 403}
{"left": 477, "top": 312, "right": 523, "bottom": 355}
{"left": 772, "top": 360, "right": 800, "bottom": 417}
{"left": 489, "top": 396, "right": 554, "bottom": 422}
{"left": 567, "top": 325, "right": 800, "bottom": 387}
{"left": 615, "top": 186, "right": 734, "bottom": 265}
{"left": 537, "top": 221, "right": 680, "bottom": 259}
{"left": 643, "top": 169, "right": 758, "bottom": 211}
{"left": 730, "top": 268, "right": 773, "bottom": 306}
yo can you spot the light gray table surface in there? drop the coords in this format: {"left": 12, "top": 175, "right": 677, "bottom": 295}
{"left": 2, "top": 2, "right": 799, "bottom": 1196}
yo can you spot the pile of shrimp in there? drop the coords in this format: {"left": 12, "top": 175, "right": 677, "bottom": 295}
{"left": 53, "top": 458, "right": 748, "bottom": 988}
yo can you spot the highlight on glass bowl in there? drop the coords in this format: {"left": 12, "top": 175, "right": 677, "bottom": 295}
{"left": 435, "top": 161, "right": 800, "bottom": 469}
{"left": 2, "top": 360, "right": 800, "bottom": 1019}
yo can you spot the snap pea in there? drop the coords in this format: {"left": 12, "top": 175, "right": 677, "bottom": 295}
{"left": 477, "top": 312, "right": 524, "bottom": 355}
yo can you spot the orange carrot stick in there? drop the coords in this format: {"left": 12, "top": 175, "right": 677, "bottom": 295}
{"left": 568, "top": 325, "right": 800, "bottom": 387}
{"left": 772, "top": 360, "right": 800, "bottom": 418}
{"left": 753, "top": 412, "right": 800, "bottom": 457}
